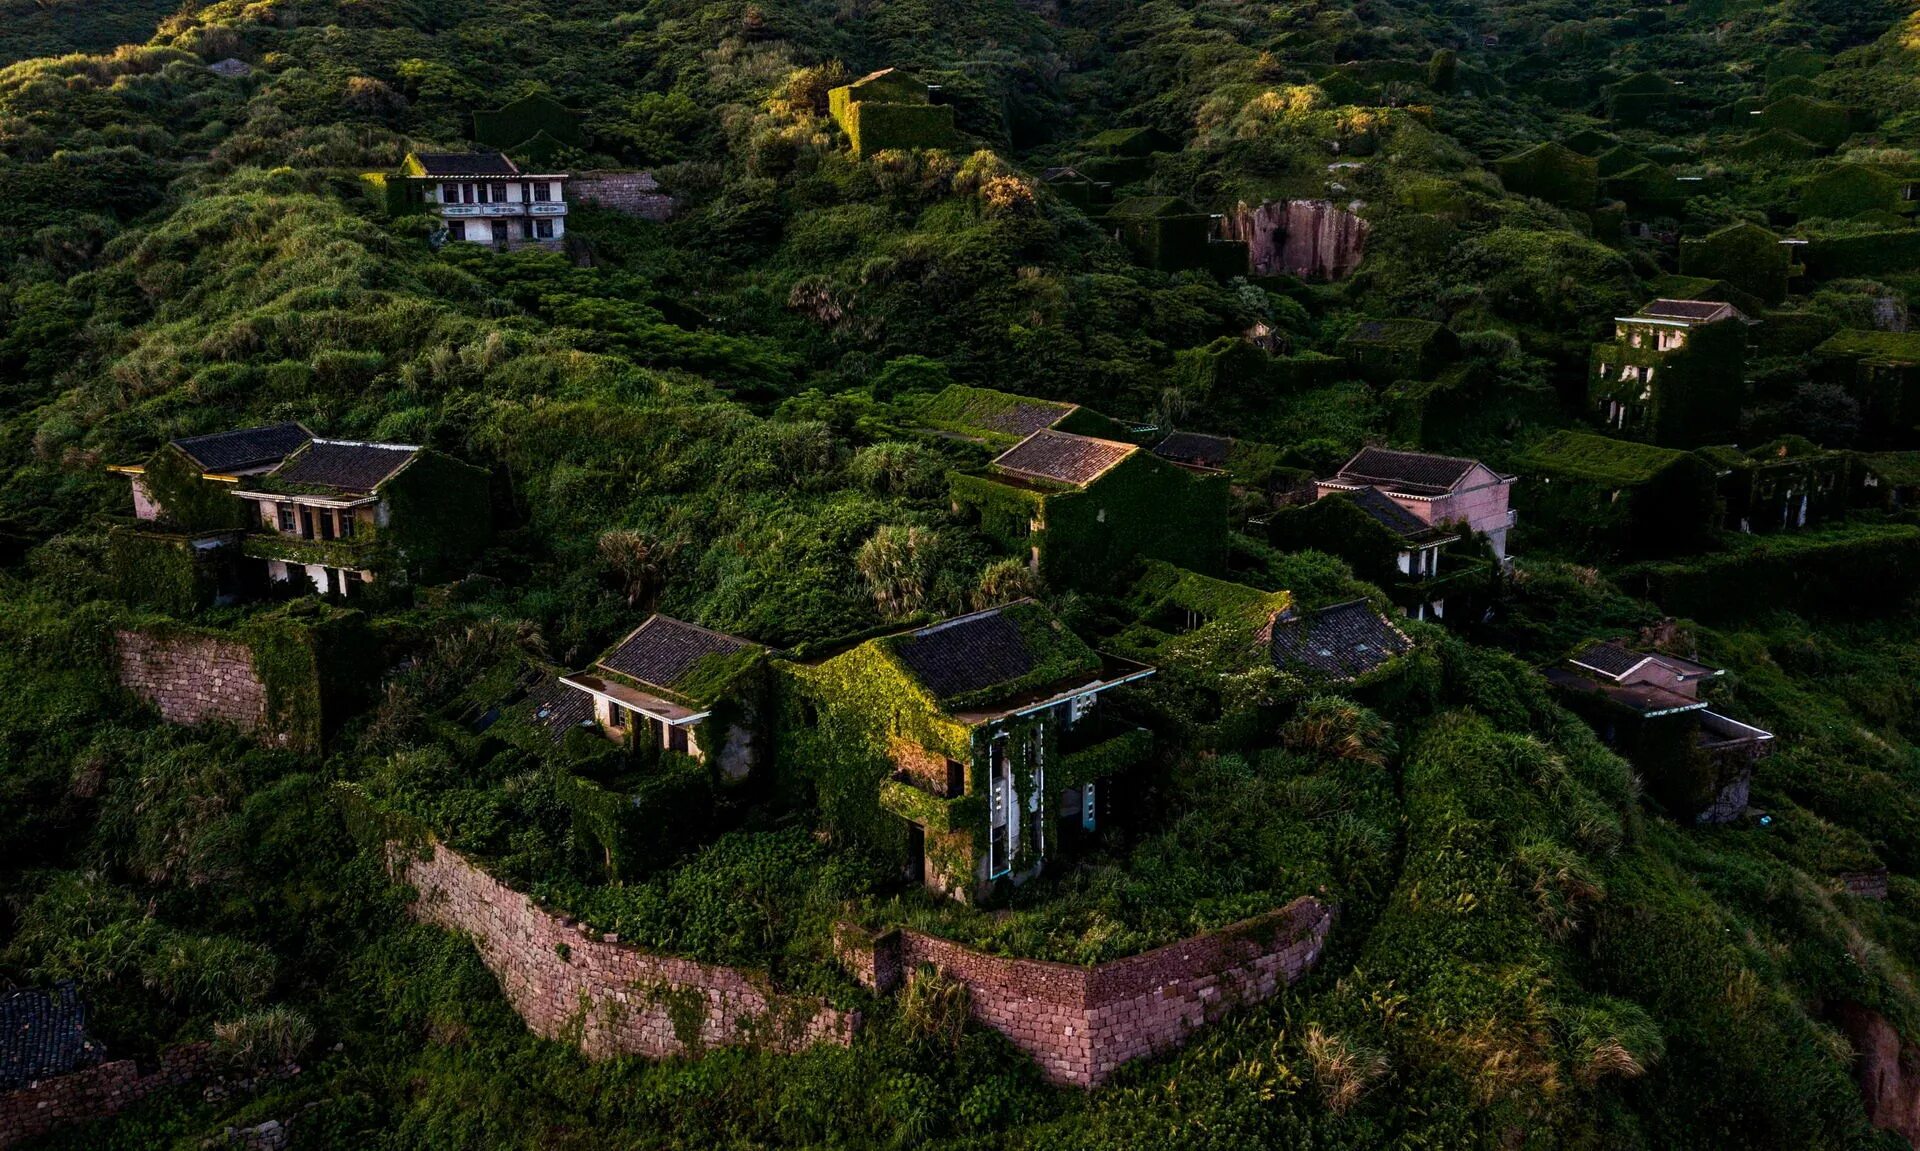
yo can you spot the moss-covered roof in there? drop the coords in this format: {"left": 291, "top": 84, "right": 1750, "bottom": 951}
{"left": 1519, "top": 430, "right": 1694, "bottom": 486}
{"left": 1814, "top": 329, "right": 1920, "bottom": 364}
{"left": 1107, "top": 195, "right": 1200, "bottom": 218}
{"left": 917, "top": 384, "right": 1076, "bottom": 443}
{"left": 875, "top": 599, "right": 1103, "bottom": 712}
{"left": 1860, "top": 452, "right": 1920, "bottom": 486}
{"left": 1340, "top": 318, "right": 1444, "bottom": 347}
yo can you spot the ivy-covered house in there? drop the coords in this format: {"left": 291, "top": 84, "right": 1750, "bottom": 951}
{"left": 1854, "top": 452, "right": 1920, "bottom": 511}
{"left": 1041, "top": 166, "right": 1112, "bottom": 211}
{"left": 106, "top": 422, "right": 314, "bottom": 613}
{"left": 1493, "top": 142, "right": 1597, "bottom": 208}
{"left": 1315, "top": 446, "right": 1517, "bottom": 561}
{"left": 1589, "top": 298, "right": 1750, "bottom": 448}
{"left": 1796, "top": 163, "right": 1910, "bottom": 221}
{"left": 232, "top": 439, "right": 491, "bottom": 596}
{"left": 1679, "top": 223, "right": 1797, "bottom": 306}
{"left": 1545, "top": 642, "right": 1773, "bottom": 824}
{"left": 559, "top": 615, "right": 768, "bottom": 778}
{"left": 1514, "top": 431, "right": 1719, "bottom": 561}
{"left": 827, "top": 68, "right": 956, "bottom": 158}
{"left": 950, "top": 428, "right": 1229, "bottom": 588}
{"left": 1697, "top": 438, "right": 1848, "bottom": 534}
{"left": 1812, "top": 330, "right": 1920, "bottom": 448}
{"left": 1150, "top": 431, "right": 1294, "bottom": 506}
{"left": 1268, "top": 487, "right": 1487, "bottom": 622}
{"left": 1103, "top": 196, "right": 1247, "bottom": 275}
{"left": 1337, "top": 319, "right": 1457, "bottom": 383}
{"left": 780, "top": 600, "right": 1155, "bottom": 903}
{"left": 472, "top": 92, "right": 584, "bottom": 158}
{"left": 366, "top": 152, "right": 571, "bottom": 248}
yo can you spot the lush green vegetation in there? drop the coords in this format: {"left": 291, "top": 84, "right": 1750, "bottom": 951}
{"left": 7, "top": 0, "right": 1920, "bottom": 1147}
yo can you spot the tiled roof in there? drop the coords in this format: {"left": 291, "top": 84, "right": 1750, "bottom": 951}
{"left": 1336, "top": 446, "right": 1480, "bottom": 493}
{"left": 525, "top": 675, "right": 594, "bottom": 743}
{"left": 270, "top": 440, "right": 419, "bottom": 495}
{"left": 413, "top": 152, "right": 519, "bottom": 177}
{"left": 1349, "top": 486, "right": 1446, "bottom": 540}
{"left": 981, "top": 401, "right": 1073, "bottom": 438}
{"left": 891, "top": 606, "right": 1040, "bottom": 702}
{"left": 992, "top": 429, "right": 1135, "bottom": 487}
{"left": 1569, "top": 642, "right": 1648, "bottom": 679}
{"left": 1, "top": 984, "right": 99, "bottom": 1091}
{"left": 1638, "top": 299, "right": 1736, "bottom": 322}
{"left": 171, "top": 423, "right": 310, "bottom": 473}
{"left": 1152, "top": 432, "right": 1234, "bottom": 469}
{"left": 1267, "top": 600, "right": 1412, "bottom": 681}
{"left": 597, "top": 616, "right": 758, "bottom": 701}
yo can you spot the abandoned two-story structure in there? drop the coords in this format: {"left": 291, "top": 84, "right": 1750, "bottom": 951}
{"left": 232, "top": 439, "right": 491, "bottom": 596}
{"left": 559, "top": 614, "right": 767, "bottom": 778}
{"left": 379, "top": 152, "right": 571, "bottom": 247}
{"left": 1268, "top": 486, "right": 1483, "bottom": 622}
{"left": 781, "top": 599, "right": 1155, "bottom": 903}
{"left": 1546, "top": 642, "right": 1773, "bottom": 823}
{"left": 1590, "top": 298, "right": 1750, "bottom": 448}
{"left": 951, "top": 427, "right": 1229, "bottom": 589}
{"left": 1315, "top": 446, "right": 1517, "bottom": 562}
{"left": 1265, "top": 600, "right": 1415, "bottom": 684}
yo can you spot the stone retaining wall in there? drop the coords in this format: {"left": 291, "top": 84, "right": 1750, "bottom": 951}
{"left": 569, "top": 171, "right": 674, "bottom": 220}
{"left": 116, "top": 628, "right": 268, "bottom": 734}
{"left": 0, "top": 1043, "right": 210, "bottom": 1150}
{"left": 398, "top": 843, "right": 857, "bottom": 1060}
{"left": 837, "top": 895, "right": 1334, "bottom": 1086}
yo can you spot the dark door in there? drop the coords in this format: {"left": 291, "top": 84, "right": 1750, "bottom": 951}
{"left": 905, "top": 823, "right": 926, "bottom": 884}
{"left": 491, "top": 219, "right": 510, "bottom": 246}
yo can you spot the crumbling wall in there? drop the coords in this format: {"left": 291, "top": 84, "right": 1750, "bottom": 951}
{"left": 838, "top": 895, "right": 1333, "bottom": 1086}
{"left": 1218, "top": 200, "right": 1369, "bottom": 281}
{"left": 568, "top": 171, "right": 674, "bottom": 220}
{"left": 116, "top": 628, "right": 267, "bottom": 734}
{"left": 399, "top": 842, "right": 857, "bottom": 1059}
{"left": 0, "top": 1044, "right": 211, "bottom": 1150}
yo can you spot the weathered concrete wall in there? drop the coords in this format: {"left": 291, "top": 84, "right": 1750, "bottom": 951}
{"left": 1834, "top": 1002, "right": 1920, "bottom": 1146}
{"left": 569, "top": 171, "right": 674, "bottom": 220}
{"left": 0, "top": 1043, "right": 210, "bottom": 1150}
{"left": 1218, "top": 200, "right": 1369, "bottom": 281}
{"left": 116, "top": 628, "right": 268, "bottom": 734}
{"left": 838, "top": 895, "right": 1334, "bottom": 1086}
{"left": 399, "top": 843, "right": 857, "bottom": 1060}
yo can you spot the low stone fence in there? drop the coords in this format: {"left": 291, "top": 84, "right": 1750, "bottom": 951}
{"left": 0, "top": 1043, "right": 211, "bottom": 1149}
{"left": 1841, "top": 867, "right": 1892, "bottom": 900}
{"left": 569, "top": 171, "right": 674, "bottom": 220}
{"left": 397, "top": 842, "right": 857, "bottom": 1060}
{"left": 836, "top": 895, "right": 1334, "bottom": 1086}
{"left": 116, "top": 628, "right": 267, "bottom": 734}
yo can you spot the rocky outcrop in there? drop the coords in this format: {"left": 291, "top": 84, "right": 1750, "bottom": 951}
{"left": 1834, "top": 1002, "right": 1920, "bottom": 1146}
{"left": 1217, "top": 199, "right": 1369, "bottom": 281}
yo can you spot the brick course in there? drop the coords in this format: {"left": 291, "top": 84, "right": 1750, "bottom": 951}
{"left": 837, "top": 896, "right": 1334, "bottom": 1087}
{"left": 568, "top": 171, "right": 674, "bottom": 220}
{"left": 0, "top": 1043, "right": 210, "bottom": 1150}
{"left": 116, "top": 628, "right": 270, "bottom": 734}
{"left": 398, "top": 843, "right": 857, "bottom": 1060}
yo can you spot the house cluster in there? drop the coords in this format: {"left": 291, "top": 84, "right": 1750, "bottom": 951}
{"left": 109, "top": 422, "right": 489, "bottom": 601}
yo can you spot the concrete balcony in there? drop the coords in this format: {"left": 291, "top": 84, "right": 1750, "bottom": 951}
{"left": 437, "top": 202, "right": 569, "bottom": 219}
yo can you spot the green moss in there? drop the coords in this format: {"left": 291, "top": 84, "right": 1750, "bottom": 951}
{"left": 1494, "top": 142, "right": 1597, "bottom": 208}
{"left": 915, "top": 384, "right": 1074, "bottom": 446}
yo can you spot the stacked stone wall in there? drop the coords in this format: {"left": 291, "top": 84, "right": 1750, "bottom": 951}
{"left": 569, "top": 171, "right": 674, "bottom": 220}
{"left": 398, "top": 843, "right": 857, "bottom": 1060}
{"left": 116, "top": 628, "right": 267, "bottom": 733}
{"left": 0, "top": 1043, "right": 210, "bottom": 1150}
{"left": 839, "top": 895, "right": 1333, "bottom": 1086}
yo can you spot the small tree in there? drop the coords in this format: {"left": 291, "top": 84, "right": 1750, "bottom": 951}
{"left": 598, "top": 528, "right": 666, "bottom": 608}
{"left": 856, "top": 524, "right": 940, "bottom": 620}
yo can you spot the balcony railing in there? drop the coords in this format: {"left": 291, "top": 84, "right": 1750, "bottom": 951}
{"left": 242, "top": 532, "right": 378, "bottom": 570}
{"left": 438, "top": 202, "right": 569, "bottom": 218}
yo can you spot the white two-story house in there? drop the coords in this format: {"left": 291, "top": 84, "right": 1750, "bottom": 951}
{"left": 402, "top": 152, "right": 570, "bottom": 248}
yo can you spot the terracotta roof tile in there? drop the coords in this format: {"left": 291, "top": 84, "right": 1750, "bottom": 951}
{"left": 992, "top": 429, "right": 1135, "bottom": 487}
